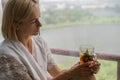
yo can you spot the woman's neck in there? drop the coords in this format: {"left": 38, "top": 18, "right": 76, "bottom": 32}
{"left": 18, "top": 36, "right": 33, "bottom": 54}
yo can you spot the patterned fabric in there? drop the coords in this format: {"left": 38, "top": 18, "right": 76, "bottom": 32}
{"left": 0, "top": 35, "right": 56, "bottom": 80}
{"left": 0, "top": 53, "right": 31, "bottom": 80}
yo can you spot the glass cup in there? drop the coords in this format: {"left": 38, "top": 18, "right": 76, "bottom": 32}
{"left": 79, "top": 45, "right": 97, "bottom": 64}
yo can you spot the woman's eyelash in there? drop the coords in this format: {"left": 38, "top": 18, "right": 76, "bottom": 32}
{"left": 29, "top": 19, "right": 37, "bottom": 24}
{"left": 32, "top": 19, "right": 37, "bottom": 23}
{"left": 30, "top": 18, "right": 40, "bottom": 24}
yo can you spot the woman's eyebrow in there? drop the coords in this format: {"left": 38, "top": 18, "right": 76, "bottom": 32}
{"left": 29, "top": 16, "right": 40, "bottom": 21}
{"left": 28, "top": 18, "right": 37, "bottom": 22}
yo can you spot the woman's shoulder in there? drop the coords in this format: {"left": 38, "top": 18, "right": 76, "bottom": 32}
{"left": 0, "top": 40, "right": 9, "bottom": 53}
{"left": 0, "top": 40, "right": 20, "bottom": 61}
{"left": 0, "top": 40, "right": 13, "bottom": 53}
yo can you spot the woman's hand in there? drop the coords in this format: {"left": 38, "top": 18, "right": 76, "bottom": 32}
{"left": 69, "top": 60, "right": 100, "bottom": 80}
{"left": 52, "top": 61, "right": 100, "bottom": 80}
{"left": 88, "top": 60, "right": 100, "bottom": 74}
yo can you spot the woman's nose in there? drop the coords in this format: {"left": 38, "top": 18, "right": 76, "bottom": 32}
{"left": 36, "top": 19, "right": 42, "bottom": 27}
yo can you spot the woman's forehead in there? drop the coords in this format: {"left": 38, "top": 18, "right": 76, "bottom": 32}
{"left": 27, "top": 4, "right": 40, "bottom": 20}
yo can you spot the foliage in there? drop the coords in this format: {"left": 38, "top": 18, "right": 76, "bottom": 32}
{"left": 41, "top": 16, "right": 120, "bottom": 30}
{"left": 41, "top": 8, "right": 93, "bottom": 25}
{"left": 41, "top": 4, "right": 120, "bottom": 29}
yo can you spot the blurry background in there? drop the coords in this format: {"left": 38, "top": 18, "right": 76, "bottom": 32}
{"left": 1, "top": 0, "right": 120, "bottom": 80}
{"left": 40, "top": 0, "right": 120, "bottom": 53}
{"left": 39, "top": 0, "right": 120, "bottom": 80}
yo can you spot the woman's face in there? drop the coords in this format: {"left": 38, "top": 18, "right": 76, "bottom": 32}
{"left": 17, "top": 4, "right": 41, "bottom": 37}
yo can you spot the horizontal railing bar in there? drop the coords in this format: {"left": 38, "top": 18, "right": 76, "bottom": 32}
{"left": 51, "top": 48, "right": 120, "bottom": 61}
{"left": 96, "top": 52, "right": 120, "bottom": 61}
{"left": 51, "top": 48, "right": 79, "bottom": 57}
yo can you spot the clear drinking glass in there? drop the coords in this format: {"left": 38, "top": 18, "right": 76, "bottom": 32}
{"left": 79, "top": 45, "right": 97, "bottom": 64}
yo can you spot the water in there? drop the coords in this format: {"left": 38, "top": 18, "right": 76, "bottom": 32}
{"left": 41, "top": 24, "right": 120, "bottom": 54}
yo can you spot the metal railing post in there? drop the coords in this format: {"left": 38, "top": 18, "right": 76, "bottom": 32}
{"left": 117, "top": 61, "right": 120, "bottom": 80}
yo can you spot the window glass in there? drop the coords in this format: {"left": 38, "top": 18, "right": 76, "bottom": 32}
{"left": 40, "top": 0, "right": 120, "bottom": 53}
{"left": 0, "top": 0, "right": 2, "bottom": 25}
{"left": 0, "top": 0, "right": 3, "bottom": 41}
{"left": 40, "top": 0, "right": 119, "bottom": 79}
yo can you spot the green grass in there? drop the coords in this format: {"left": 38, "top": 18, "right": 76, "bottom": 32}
{"left": 96, "top": 60, "right": 117, "bottom": 80}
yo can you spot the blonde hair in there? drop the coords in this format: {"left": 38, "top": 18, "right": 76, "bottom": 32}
{"left": 2, "top": 0, "right": 38, "bottom": 40}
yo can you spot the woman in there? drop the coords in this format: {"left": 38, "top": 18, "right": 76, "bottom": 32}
{"left": 0, "top": 0, "right": 100, "bottom": 80}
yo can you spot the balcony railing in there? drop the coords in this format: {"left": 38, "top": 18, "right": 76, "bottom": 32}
{"left": 51, "top": 48, "right": 120, "bottom": 80}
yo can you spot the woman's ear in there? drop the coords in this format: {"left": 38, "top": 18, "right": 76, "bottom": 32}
{"left": 12, "top": 22, "right": 19, "bottom": 30}
{"left": 16, "top": 25, "right": 19, "bottom": 31}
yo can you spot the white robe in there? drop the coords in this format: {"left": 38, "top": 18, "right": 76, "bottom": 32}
{"left": 0, "top": 36, "right": 56, "bottom": 80}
